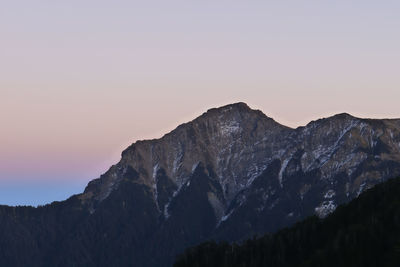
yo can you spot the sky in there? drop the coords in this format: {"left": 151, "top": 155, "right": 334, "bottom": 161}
{"left": 1, "top": 1, "right": 399, "bottom": 206}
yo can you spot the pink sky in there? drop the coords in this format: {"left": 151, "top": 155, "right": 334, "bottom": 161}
{"left": 1, "top": 1, "right": 399, "bottom": 205}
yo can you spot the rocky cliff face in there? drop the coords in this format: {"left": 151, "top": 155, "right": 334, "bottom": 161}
{"left": 1, "top": 102, "right": 400, "bottom": 267}
{"left": 83, "top": 103, "right": 291, "bottom": 212}
{"left": 83, "top": 103, "right": 400, "bottom": 222}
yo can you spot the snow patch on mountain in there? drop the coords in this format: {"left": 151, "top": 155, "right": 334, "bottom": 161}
{"left": 219, "top": 209, "right": 234, "bottom": 225}
{"left": 207, "top": 192, "right": 225, "bottom": 223}
{"left": 152, "top": 163, "right": 159, "bottom": 179}
{"left": 220, "top": 120, "right": 240, "bottom": 136}
{"left": 279, "top": 158, "right": 290, "bottom": 187}
{"left": 324, "top": 190, "right": 336, "bottom": 199}
{"left": 315, "top": 200, "right": 337, "bottom": 218}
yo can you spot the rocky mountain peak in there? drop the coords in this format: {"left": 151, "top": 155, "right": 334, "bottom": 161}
{"left": 204, "top": 102, "right": 252, "bottom": 114}
{"left": 82, "top": 103, "right": 400, "bottom": 225}
{"left": 5, "top": 103, "right": 400, "bottom": 267}
{"left": 83, "top": 103, "right": 288, "bottom": 205}
{"left": 184, "top": 102, "right": 283, "bottom": 137}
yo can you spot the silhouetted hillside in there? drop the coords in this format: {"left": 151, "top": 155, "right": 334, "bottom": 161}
{"left": 175, "top": 176, "right": 400, "bottom": 267}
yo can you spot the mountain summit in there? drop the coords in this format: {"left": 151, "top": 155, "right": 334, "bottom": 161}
{"left": 83, "top": 102, "right": 289, "bottom": 208}
{"left": 1, "top": 103, "right": 400, "bottom": 266}
{"left": 83, "top": 103, "right": 400, "bottom": 220}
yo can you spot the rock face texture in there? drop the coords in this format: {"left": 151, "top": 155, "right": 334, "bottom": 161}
{"left": 1, "top": 103, "right": 400, "bottom": 266}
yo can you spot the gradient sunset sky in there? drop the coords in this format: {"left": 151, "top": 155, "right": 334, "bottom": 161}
{"left": 1, "top": 1, "right": 399, "bottom": 205}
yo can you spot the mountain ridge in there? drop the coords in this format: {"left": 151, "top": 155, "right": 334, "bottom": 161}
{"left": 81, "top": 102, "right": 400, "bottom": 218}
{"left": 1, "top": 102, "right": 400, "bottom": 266}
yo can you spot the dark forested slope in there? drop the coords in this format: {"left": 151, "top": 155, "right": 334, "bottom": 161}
{"left": 175, "top": 176, "right": 400, "bottom": 267}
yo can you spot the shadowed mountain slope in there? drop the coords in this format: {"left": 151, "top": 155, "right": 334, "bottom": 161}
{"left": 175, "top": 176, "right": 400, "bottom": 267}
{"left": 1, "top": 102, "right": 400, "bottom": 266}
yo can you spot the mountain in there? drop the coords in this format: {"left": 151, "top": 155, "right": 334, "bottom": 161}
{"left": 1, "top": 102, "right": 400, "bottom": 266}
{"left": 174, "top": 176, "right": 400, "bottom": 267}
